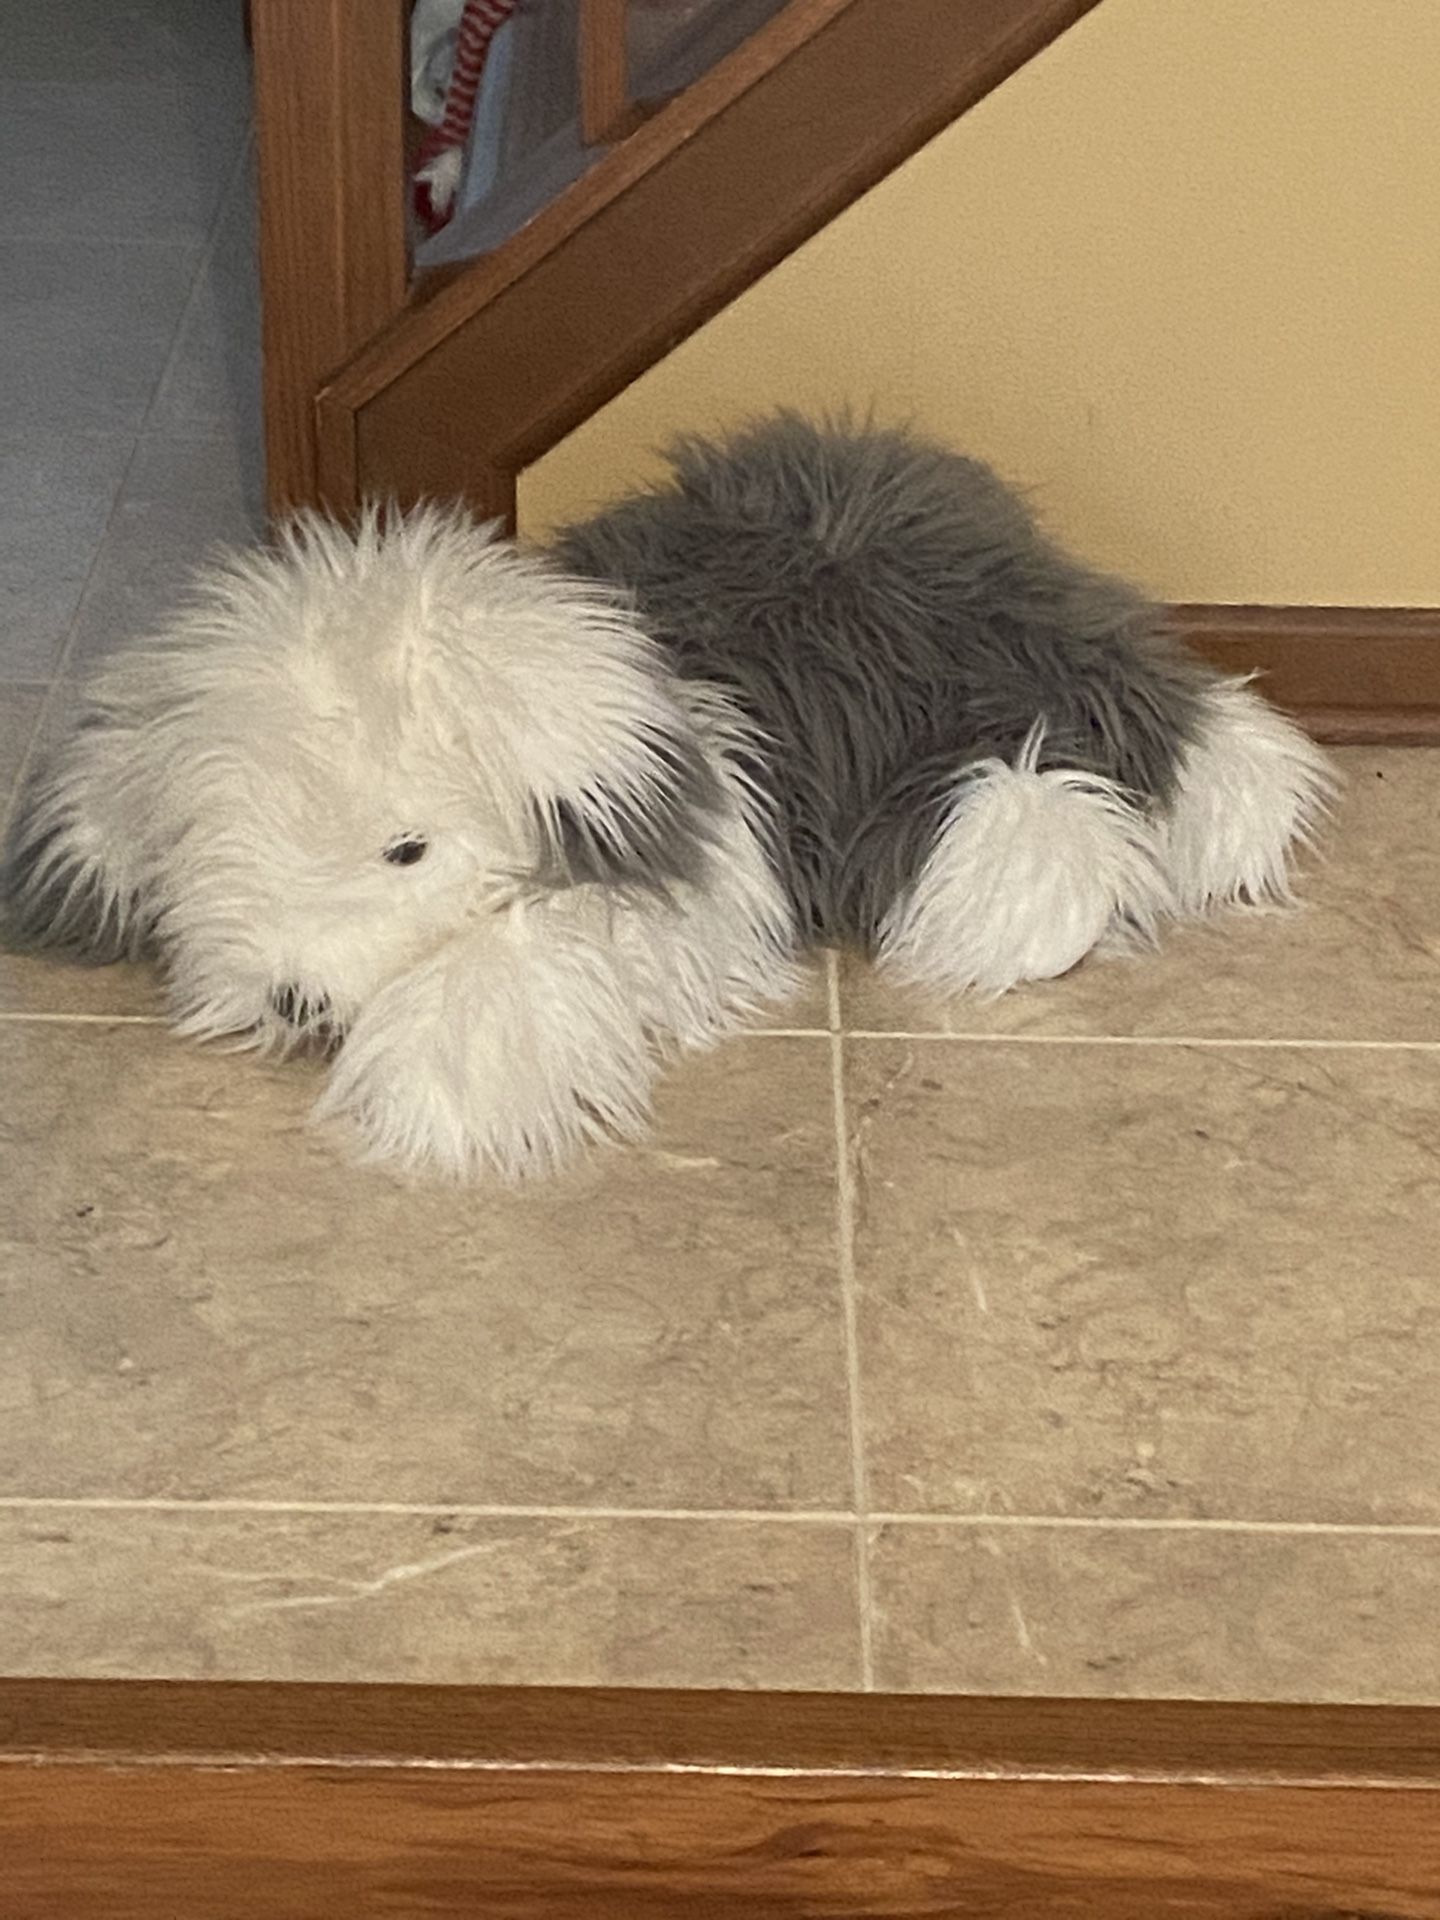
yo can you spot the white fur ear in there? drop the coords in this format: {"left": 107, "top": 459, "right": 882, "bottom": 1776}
{"left": 1, "top": 683, "right": 168, "bottom": 962}
{"left": 314, "top": 901, "right": 660, "bottom": 1181}
{"left": 408, "top": 518, "right": 728, "bottom": 891}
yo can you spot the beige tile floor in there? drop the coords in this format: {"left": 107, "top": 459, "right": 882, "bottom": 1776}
{"left": 2, "top": 712, "right": 1438, "bottom": 1698}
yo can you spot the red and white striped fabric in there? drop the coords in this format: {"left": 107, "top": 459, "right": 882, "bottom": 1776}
{"left": 413, "top": 0, "right": 518, "bottom": 234}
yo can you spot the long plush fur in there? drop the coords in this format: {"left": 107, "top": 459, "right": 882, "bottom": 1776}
{"left": 1, "top": 414, "right": 1334, "bottom": 1178}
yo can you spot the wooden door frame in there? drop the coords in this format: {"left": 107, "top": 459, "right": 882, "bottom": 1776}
{"left": 246, "top": 0, "right": 1109, "bottom": 523}
{"left": 249, "top": 0, "right": 1440, "bottom": 742}
{"left": 251, "top": 0, "right": 410, "bottom": 516}
{"left": 312, "top": 0, "right": 1107, "bottom": 522}
{"left": 5, "top": 1679, "right": 1440, "bottom": 1915}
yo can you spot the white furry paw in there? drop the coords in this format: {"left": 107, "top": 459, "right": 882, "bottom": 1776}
{"left": 878, "top": 731, "right": 1172, "bottom": 996}
{"left": 314, "top": 909, "right": 659, "bottom": 1181}
{"left": 1163, "top": 681, "right": 1337, "bottom": 914}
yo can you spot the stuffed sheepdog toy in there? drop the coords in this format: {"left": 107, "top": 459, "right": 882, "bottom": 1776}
{"left": 2, "top": 415, "right": 1332, "bottom": 1179}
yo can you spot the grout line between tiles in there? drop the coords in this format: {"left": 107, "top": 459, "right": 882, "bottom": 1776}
{"left": 137, "top": 128, "right": 255, "bottom": 441}
{"left": 0, "top": 1012, "right": 166, "bottom": 1025}
{"left": 827, "top": 952, "right": 875, "bottom": 1689}
{"left": 4, "top": 1021, "right": 1433, "bottom": 1051}
{"left": 2, "top": 530, "right": 135, "bottom": 840}
{"left": 0, "top": 1014, "right": 826, "bottom": 1033}
{"left": 0, "top": 1018, "right": 1433, "bottom": 1051}
{"left": 3, "top": 1497, "right": 1440, "bottom": 1538}
{"left": 0, "top": 232, "right": 229, "bottom": 252}
{"left": 843, "top": 1030, "right": 1440, "bottom": 1052}
{"left": 1, "top": 136, "right": 256, "bottom": 845}
{"left": 873, "top": 1514, "right": 1440, "bottom": 1535}
{"left": 0, "top": 1498, "right": 855, "bottom": 1524}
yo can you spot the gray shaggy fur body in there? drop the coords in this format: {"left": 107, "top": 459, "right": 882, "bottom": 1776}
{"left": 555, "top": 414, "right": 1214, "bottom": 945}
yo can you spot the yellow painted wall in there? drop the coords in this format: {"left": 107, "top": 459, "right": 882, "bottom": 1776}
{"left": 520, "top": 0, "right": 1440, "bottom": 605}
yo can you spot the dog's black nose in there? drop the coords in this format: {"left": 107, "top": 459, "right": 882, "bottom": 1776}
{"left": 272, "top": 985, "right": 328, "bottom": 1027}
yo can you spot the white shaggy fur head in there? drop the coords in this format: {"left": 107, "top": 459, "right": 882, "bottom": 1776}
{"left": 3, "top": 505, "right": 792, "bottom": 1176}
{"left": 15, "top": 507, "right": 706, "bottom": 1041}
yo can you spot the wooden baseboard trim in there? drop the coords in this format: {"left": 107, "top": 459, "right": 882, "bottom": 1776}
{"left": 4, "top": 1681, "right": 1439, "bottom": 1917}
{"left": 1175, "top": 603, "right": 1440, "bottom": 744}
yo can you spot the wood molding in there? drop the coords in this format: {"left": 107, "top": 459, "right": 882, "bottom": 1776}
{"left": 313, "top": 0, "right": 1104, "bottom": 514}
{"left": 1175, "top": 604, "right": 1440, "bottom": 744}
{"left": 579, "top": 0, "right": 633, "bottom": 146}
{"left": 5, "top": 1682, "right": 1440, "bottom": 1917}
{"left": 250, "top": 11, "right": 1440, "bottom": 750}
{"left": 252, "top": 0, "right": 410, "bottom": 517}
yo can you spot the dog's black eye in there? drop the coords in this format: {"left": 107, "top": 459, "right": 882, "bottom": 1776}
{"left": 383, "top": 836, "right": 428, "bottom": 867}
